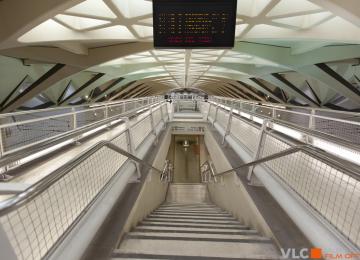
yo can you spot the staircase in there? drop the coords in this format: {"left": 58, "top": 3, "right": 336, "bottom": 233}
{"left": 113, "top": 184, "right": 279, "bottom": 259}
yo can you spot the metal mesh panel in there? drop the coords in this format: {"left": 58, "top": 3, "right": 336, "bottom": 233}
{"left": 76, "top": 108, "right": 105, "bottom": 128}
{"left": 108, "top": 104, "right": 124, "bottom": 117}
{"left": 0, "top": 109, "right": 73, "bottom": 124}
{"left": 199, "top": 102, "right": 209, "bottom": 114}
{"left": 161, "top": 104, "right": 168, "bottom": 119}
{"left": 216, "top": 109, "right": 229, "bottom": 128}
{"left": 1, "top": 115, "right": 74, "bottom": 153}
{"left": 254, "top": 105, "right": 273, "bottom": 118}
{"left": 261, "top": 134, "right": 360, "bottom": 247}
{"left": 131, "top": 116, "right": 152, "bottom": 149}
{"left": 275, "top": 109, "right": 310, "bottom": 128}
{"left": 124, "top": 102, "right": 136, "bottom": 112}
{"left": 209, "top": 96, "right": 360, "bottom": 145}
{"left": 208, "top": 105, "right": 217, "bottom": 120}
{"left": 241, "top": 103, "right": 253, "bottom": 112}
{"left": 0, "top": 147, "right": 127, "bottom": 260}
{"left": 314, "top": 117, "right": 360, "bottom": 145}
{"left": 110, "top": 133, "right": 129, "bottom": 168}
{"left": 230, "top": 116, "right": 260, "bottom": 154}
{"left": 152, "top": 108, "right": 162, "bottom": 126}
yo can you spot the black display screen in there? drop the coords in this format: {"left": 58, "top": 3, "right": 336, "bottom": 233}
{"left": 153, "top": 0, "right": 237, "bottom": 48}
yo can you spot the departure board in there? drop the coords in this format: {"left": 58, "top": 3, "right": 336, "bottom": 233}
{"left": 153, "top": 0, "right": 237, "bottom": 48}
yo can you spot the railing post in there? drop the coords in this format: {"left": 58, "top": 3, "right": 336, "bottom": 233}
{"left": 159, "top": 103, "right": 167, "bottom": 127}
{"left": 124, "top": 118, "right": 141, "bottom": 179}
{"left": 72, "top": 107, "right": 77, "bottom": 130}
{"left": 149, "top": 106, "right": 158, "bottom": 144}
{"left": 0, "top": 128, "right": 4, "bottom": 159}
{"left": 250, "top": 104, "right": 255, "bottom": 122}
{"left": 222, "top": 102, "right": 233, "bottom": 145}
{"left": 309, "top": 109, "right": 315, "bottom": 130}
{"left": 122, "top": 102, "right": 126, "bottom": 114}
{"left": 0, "top": 224, "right": 17, "bottom": 260}
{"left": 104, "top": 104, "right": 108, "bottom": 119}
{"left": 213, "top": 104, "right": 219, "bottom": 126}
{"left": 206, "top": 102, "right": 212, "bottom": 122}
{"left": 247, "top": 120, "right": 268, "bottom": 185}
{"left": 306, "top": 109, "right": 316, "bottom": 144}
{"left": 72, "top": 107, "right": 82, "bottom": 144}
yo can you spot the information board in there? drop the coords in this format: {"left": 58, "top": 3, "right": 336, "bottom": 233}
{"left": 153, "top": 0, "right": 237, "bottom": 48}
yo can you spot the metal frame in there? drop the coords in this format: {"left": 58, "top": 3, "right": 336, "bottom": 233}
{"left": 0, "top": 103, "right": 169, "bottom": 259}
{"left": 0, "top": 96, "right": 162, "bottom": 158}
{"left": 209, "top": 96, "right": 360, "bottom": 146}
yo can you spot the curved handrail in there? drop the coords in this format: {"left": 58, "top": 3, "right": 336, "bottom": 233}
{"left": 0, "top": 140, "right": 162, "bottom": 216}
{"left": 210, "top": 102, "right": 360, "bottom": 153}
{"left": 0, "top": 102, "right": 166, "bottom": 175}
{"left": 212, "top": 144, "right": 360, "bottom": 181}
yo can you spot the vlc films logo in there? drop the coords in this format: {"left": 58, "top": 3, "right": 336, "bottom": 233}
{"left": 281, "top": 248, "right": 322, "bottom": 259}
{"left": 280, "top": 248, "right": 360, "bottom": 259}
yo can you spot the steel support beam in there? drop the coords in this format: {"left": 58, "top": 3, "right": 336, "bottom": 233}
{"left": 1, "top": 64, "right": 82, "bottom": 113}
{"left": 271, "top": 73, "right": 320, "bottom": 107}
{"left": 247, "top": 78, "right": 285, "bottom": 103}
{"left": 59, "top": 73, "right": 105, "bottom": 105}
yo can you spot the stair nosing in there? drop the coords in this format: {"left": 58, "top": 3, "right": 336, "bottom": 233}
{"left": 112, "top": 252, "right": 279, "bottom": 260}
{"left": 124, "top": 234, "right": 273, "bottom": 244}
{"left": 139, "top": 223, "right": 250, "bottom": 230}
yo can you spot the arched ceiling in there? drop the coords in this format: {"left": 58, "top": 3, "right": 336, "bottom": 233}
{"left": 0, "top": 0, "right": 360, "bottom": 111}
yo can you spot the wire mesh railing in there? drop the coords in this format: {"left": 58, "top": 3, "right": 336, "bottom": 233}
{"left": 209, "top": 96, "right": 360, "bottom": 145}
{"left": 206, "top": 101, "right": 360, "bottom": 249}
{"left": 0, "top": 97, "right": 162, "bottom": 157}
{"left": 0, "top": 103, "right": 168, "bottom": 260}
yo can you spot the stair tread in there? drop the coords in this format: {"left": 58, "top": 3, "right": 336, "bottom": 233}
{"left": 147, "top": 214, "right": 237, "bottom": 222}
{"left": 115, "top": 239, "right": 279, "bottom": 259}
{"left": 112, "top": 253, "right": 279, "bottom": 260}
{"left": 139, "top": 222, "right": 250, "bottom": 230}
{"left": 148, "top": 214, "right": 236, "bottom": 220}
{"left": 144, "top": 218, "right": 240, "bottom": 224}
{"left": 154, "top": 209, "right": 226, "bottom": 213}
{"left": 116, "top": 196, "right": 279, "bottom": 259}
{"left": 141, "top": 221, "right": 247, "bottom": 227}
{"left": 135, "top": 226, "right": 256, "bottom": 233}
{"left": 127, "top": 231, "right": 267, "bottom": 240}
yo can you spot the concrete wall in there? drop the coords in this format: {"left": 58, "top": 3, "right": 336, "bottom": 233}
{"left": 122, "top": 127, "right": 172, "bottom": 233}
{"left": 204, "top": 128, "right": 273, "bottom": 238}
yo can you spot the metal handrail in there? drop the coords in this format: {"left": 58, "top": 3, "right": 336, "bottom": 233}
{"left": 160, "top": 160, "right": 173, "bottom": 182}
{"left": 211, "top": 144, "right": 360, "bottom": 181}
{"left": 213, "top": 145, "right": 308, "bottom": 178}
{"left": 0, "top": 96, "right": 161, "bottom": 118}
{"left": 200, "top": 160, "right": 217, "bottom": 182}
{"left": 210, "top": 100, "right": 360, "bottom": 153}
{"left": 211, "top": 95, "right": 360, "bottom": 117}
{"left": 0, "top": 102, "right": 166, "bottom": 174}
{"left": 0, "top": 140, "right": 162, "bottom": 216}
{"left": 209, "top": 97, "right": 360, "bottom": 146}
{"left": 0, "top": 97, "right": 163, "bottom": 159}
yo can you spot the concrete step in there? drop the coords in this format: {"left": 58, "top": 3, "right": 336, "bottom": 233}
{"left": 115, "top": 238, "right": 279, "bottom": 259}
{"left": 159, "top": 202, "right": 216, "bottom": 207}
{"left": 139, "top": 221, "right": 250, "bottom": 229}
{"left": 144, "top": 217, "right": 240, "bottom": 224}
{"left": 116, "top": 199, "right": 279, "bottom": 259}
{"left": 158, "top": 205, "right": 220, "bottom": 210}
{"left": 113, "top": 253, "right": 279, "bottom": 260}
{"left": 127, "top": 231, "right": 267, "bottom": 241}
{"left": 153, "top": 209, "right": 227, "bottom": 214}
{"left": 134, "top": 225, "right": 256, "bottom": 234}
{"left": 156, "top": 208, "right": 224, "bottom": 213}
{"left": 148, "top": 213, "right": 236, "bottom": 220}
{"left": 166, "top": 184, "right": 210, "bottom": 203}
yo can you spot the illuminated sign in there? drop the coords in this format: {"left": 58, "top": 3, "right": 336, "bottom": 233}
{"left": 153, "top": 0, "right": 237, "bottom": 48}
